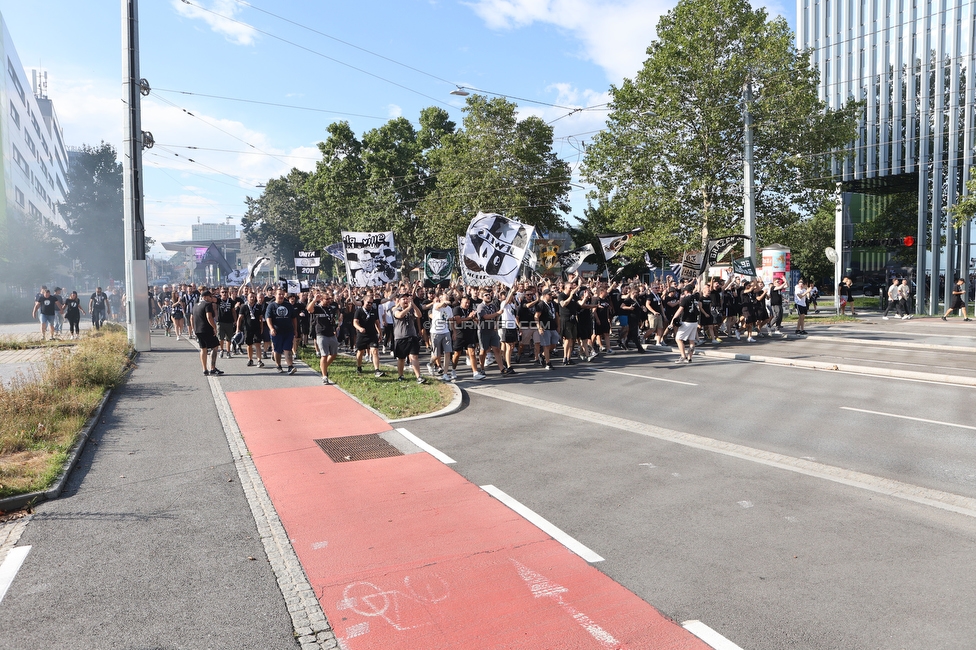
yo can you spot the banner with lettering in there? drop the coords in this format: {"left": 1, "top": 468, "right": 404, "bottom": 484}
{"left": 341, "top": 231, "right": 399, "bottom": 287}
{"left": 460, "top": 212, "right": 535, "bottom": 287}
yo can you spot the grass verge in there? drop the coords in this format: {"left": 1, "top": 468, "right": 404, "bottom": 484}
{"left": 0, "top": 336, "right": 79, "bottom": 351}
{"left": 0, "top": 325, "right": 132, "bottom": 500}
{"left": 783, "top": 313, "right": 860, "bottom": 324}
{"left": 297, "top": 349, "right": 453, "bottom": 420}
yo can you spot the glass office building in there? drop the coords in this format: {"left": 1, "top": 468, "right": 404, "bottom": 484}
{"left": 798, "top": 0, "right": 976, "bottom": 311}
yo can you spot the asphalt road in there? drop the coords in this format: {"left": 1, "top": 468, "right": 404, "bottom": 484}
{"left": 405, "top": 332, "right": 976, "bottom": 650}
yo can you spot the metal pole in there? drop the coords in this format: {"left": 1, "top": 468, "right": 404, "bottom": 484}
{"left": 743, "top": 80, "right": 756, "bottom": 261}
{"left": 122, "top": 0, "right": 150, "bottom": 350}
{"left": 834, "top": 183, "right": 843, "bottom": 314}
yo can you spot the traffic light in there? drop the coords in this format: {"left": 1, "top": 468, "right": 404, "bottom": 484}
{"left": 902, "top": 235, "right": 915, "bottom": 247}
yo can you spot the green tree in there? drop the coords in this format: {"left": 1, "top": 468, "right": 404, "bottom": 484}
{"left": 59, "top": 142, "right": 124, "bottom": 282}
{"left": 241, "top": 168, "right": 309, "bottom": 272}
{"left": 302, "top": 121, "right": 366, "bottom": 253}
{"left": 582, "top": 0, "right": 859, "bottom": 258}
{"left": 0, "top": 205, "right": 65, "bottom": 288}
{"left": 417, "top": 95, "right": 571, "bottom": 247}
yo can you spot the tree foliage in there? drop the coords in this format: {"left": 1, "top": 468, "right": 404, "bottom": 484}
{"left": 241, "top": 168, "right": 309, "bottom": 271}
{"left": 59, "top": 142, "right": 124, "bottom": 282}
{"left": 582, "top": 0, "right": 860, "bottom": 260}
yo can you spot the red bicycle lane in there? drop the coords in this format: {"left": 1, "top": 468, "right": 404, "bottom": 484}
{"left": 225, "top": 384, "right": 711, "bottom": 650}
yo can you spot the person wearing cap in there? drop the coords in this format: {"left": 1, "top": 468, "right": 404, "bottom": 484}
{"left": 535, "top": 289, "right": 559, "bottom": 370}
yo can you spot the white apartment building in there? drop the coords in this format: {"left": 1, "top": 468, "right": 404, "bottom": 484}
{"left": 798, "top": 0, "right": 976, "bottom": 312}
{"left": 1, "top": 11, "right": 68, "bottom": 234}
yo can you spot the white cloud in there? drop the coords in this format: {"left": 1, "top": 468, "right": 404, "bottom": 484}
{"left": 388, "top": 104, "right": 403, "bottom": 118}
{"left": 171, "top": 0, "right": 258, "bottom": 46}
{"left": 466, "top": 0, "right": 667, "bottom": 82}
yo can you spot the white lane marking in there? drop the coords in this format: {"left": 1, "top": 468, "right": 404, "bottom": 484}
{"left": 473, "top": 387, "right": 976, "bottom": 520}
{"left": 395, "top": 428, "right": 456, "bottom": 464}
{"left": 807, "top": 335, "right": 976, "bottom": 353}
{"left": 737, "top": 501, "right": 754, "bottom": 509}
{"left": 840, "top": 407, "right": 976, "bottom": 431}
{"left": 513, "top": 559, "right": 619, "bottom": 648}
{"left": 682, "top": 620, "right": 746, "bottom": 650}
{"left": 0, "top": 546, "right": 31, "bottom": 604}
{"left": 723, "top": 355, "right": 976, "bottom": 389}
{"left": 596, "top": 368, "right": 698, "bottom": 386}
{"left": 480, "top": 485, "right": 604, "bottom": 563}
{"left": 638, "top": 462, "right": 657, "bottom": 467}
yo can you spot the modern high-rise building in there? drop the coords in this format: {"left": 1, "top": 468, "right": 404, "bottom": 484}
{"left": 191, "top": 222, "right": 238, "bottom": 241}
{"left": 797, "top": 0, "right": 976, "bottom": 312}
{"left": 0, "top": 11, "right": 68, "bottom": 237}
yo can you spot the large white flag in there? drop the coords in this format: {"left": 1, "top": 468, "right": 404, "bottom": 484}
{"left": 598, "top": 227, "right": 644, "bottom": 261}
{"left": 461, "top": 212, "right": 535, "bottom": 287}
{"left": 457, "top": 236, "right": 494, "bottom": 287}
{"left": 341, "top": 231, "right": 399, "bottom": 287}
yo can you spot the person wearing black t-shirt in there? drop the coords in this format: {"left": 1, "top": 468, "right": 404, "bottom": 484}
{"left": 535, "top": 290, "right": 560, "bottom": 370}
{"left": 644, "top": 285, "right": 665, "bottom": 347}
{"left": 63, "top": 291, "right": 86, "bottom": 339}
{"left": 451, "top": 294, "right": 483, "bottom": 379}
{"left": 669, "top": 284, "right": 702, "bottom": 363}
{"left": 557, "top": 276, "right": 582, "bottom": 365}
{"left": 593, "top": 287, "right": 613, "bottom": 354}
{"left": 192, "top": 291, "right": 223, "bottom": 376}
{"left": 353, "top": 292, "right": 384, "bottom": 378}
{"left": 89, "top": 287, "right": 110, "bottom": 331}
{"left": 236, "top": 293, "right": 265, "bottom": 367}
{"left": 32, "top": 288, "right": 61, "bottom": 340}
{"left": 618, "top": 286, "right": 645, "bottom": 353}
{"left": 215, "top": 288, "right": 237, "bottom": 359}
{"left": 265, "top": 289, "right": 299, "bottom": 374}
{"left": 308, "top": 290, "right": 342, "bottom": 384}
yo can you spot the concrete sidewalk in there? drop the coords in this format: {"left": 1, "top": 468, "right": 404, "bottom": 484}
{"left": 0, "top": 333, "right": 302, "bottom": 649}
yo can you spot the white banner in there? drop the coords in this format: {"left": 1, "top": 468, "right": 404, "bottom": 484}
{"left": 341, "top": 231, "right": 399, "bottom": 287}
{"left": 458, "top": 236, "right": 494, "bottom": 287}
{"left": 460, "top": 212, "right": 535, "bottom": 287}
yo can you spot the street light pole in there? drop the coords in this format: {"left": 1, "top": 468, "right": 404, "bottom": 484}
{"left": 742, "top": 80, "right": 756, "bottom": 261}
{"left": 122, "top": 0, "right": 150, "bottom": 350}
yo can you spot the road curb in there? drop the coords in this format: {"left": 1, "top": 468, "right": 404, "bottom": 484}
{"left": 693, "top": 348, "right": 976, "bottom": 387}
{"left": 805, "top": 334, "right": 976, "bottom": 353}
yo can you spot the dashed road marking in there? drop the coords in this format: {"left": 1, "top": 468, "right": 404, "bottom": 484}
{"left": 596, "top": 368, "right": 698, "bottom": 386}
{"left": 840, "top": 406, "right": 976, "bottom": 431}
{"left": 395, "top": 427, "right": 456, "bottom": 464}
{"left": 0, "top": 546, "right": 31, "bottom": 605}
{"left": 682, "top": 620, "right": 746, "bottom": 650}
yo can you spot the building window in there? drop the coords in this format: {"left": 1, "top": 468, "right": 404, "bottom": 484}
{"left": 7, "top": 58, "right": 25, "bottom": 105}
{"left": 12, "top": 145, "right": 29, "bottom": 176}
{"left": 9, "top": 101, "right": 19, "bottom": 129}
{"left": 56, "top": 176, "right": 66, "bottom": 200}
{"left": 14, "top": 186, "right": 24, "bottom": 207}
{"left": 31, "top": 113, "right": 40, "bottom": 138}
{"left": 24, "top": 133, "right": 35, "bottom": 157}
{"left": 28, "top": 202, "right": 41, "bottom": 218}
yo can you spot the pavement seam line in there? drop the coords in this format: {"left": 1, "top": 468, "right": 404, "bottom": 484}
{"left": 471, "top": 387, "right": 976, "bottom": 520}
{"left": 207, "top": 377, "right": 340, "bottom": 650}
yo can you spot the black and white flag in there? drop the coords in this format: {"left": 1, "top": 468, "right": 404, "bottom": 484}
{"left": 243, "top": 257, "right": 270, "bottom": 286}
{"left": 294, "top": 249, "right": 321, "bottom": 277}
{"left": 461, "top": 212, "right": 535, "bottom": 287}
{"left": 701, "top": 235, "right": 750, "bottom": 273}
{"left": 323, "top": 242, "right": 346, "bottom": 262}
{"left": 643, "top": 252, "right": 658, "bottom": 272}
{"left": 424, "top": 248, "right": 456, "bottom": 287}
{"left": 341, "top": 231, "right": 399, "bottom": 287}
{"left": 457, "top": 236, "right": 493, "bottom": 287}
{"left": 557, "top": 244, "right": 595, "bottom": 274}
{"left": 680, "top": 251, "right": 703, "bottom": 281}
{"left": 732, "top": 256, "right": 757, "bottom": 277}
{"left": 598, "top": 227, "right": 644, "bottom": 261}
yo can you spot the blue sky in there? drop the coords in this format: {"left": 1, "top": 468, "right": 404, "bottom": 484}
{"left": 0, "top": 0, "right": 793, "bottom": 257}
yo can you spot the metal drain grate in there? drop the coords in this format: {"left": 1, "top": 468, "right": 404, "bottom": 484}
{"left": 314, "top": 434, "right": 404, "bottom": 463}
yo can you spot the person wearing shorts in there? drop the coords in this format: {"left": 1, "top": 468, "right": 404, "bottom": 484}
{"left": 215, "top": 288, "right": 237, "bottom": 358}
{"left": 535, "top": 290, "right": 560, "bottom": 370}
{"left": 308, "top": 289, "right": 341, "bottom": 384}
{"left": 452, "top": 294, "right": 483, "bottom": 380}
{"left": 265, "top": 289, "right": 299, "bottom": 374}
{"left": 392, "top": 293, "right": 426, "bottom": 383}
{"left": 192, "top": 290, "right": 223, "bottom": 376}
{"left": 794, "top": 279, "right": 811, "bottom": 335}
{"left": 498, "top": 285, "right": 519, "bottom": 374}
{"left": 517, "top": 286, "right": 540, "bottom": 362}
{"left": 237, "top": 293, "right": 265, "bottom": 368}
{"left": 354, "top": 292, "right": 384, "bottom": 378}
{"left": 428, "top": 290, "right": 455, "bottom": 380}
{"left": 32, "top": 288, "right": 60, "bottom": 340}
{"left": 475, "top": 288, "right": 503, "bottom": 375}
{"left": 669, "top": 284, "right": 701, "bottom": 363}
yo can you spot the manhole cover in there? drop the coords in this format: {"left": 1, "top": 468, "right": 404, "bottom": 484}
{"left": 314, "top": 434, "right": 404, "bottom": 463}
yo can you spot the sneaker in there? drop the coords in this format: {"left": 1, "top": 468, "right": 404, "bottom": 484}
{"left": 685, "top": 356, "right": 692, "bottom": 363}
{"left": 374, "top": 370, "right": 385, "bottom": 378}
{"left": 203, "top": 369, "right": 210, "bottom": 376}
{"left": 545, "top": 364, "right": 552, "bottom": 371}
{"left": 357, "top": 366, "right": 363, "bottom": 374}
{"left": 276, "top": 366, "right": 284, "bottom": 373}
{"left": 902, "top": 315, "right": 909, "bottom": 320}
{"left": 673, "top": 358, "right": 684, "bottom": 364}
{"left": 435, "top": 366, "right": 444, "bottom": 375}
{"left": 713, "top": 337, "right": 722, "bottom": 343}
{"left": 258, "top": 360, "right": 265, "bottom": 368}
{"left": 605, "top": 348, "right": 614, "bottom": 355}
{"left": 734, "top": 331, "right": 741, "bottom": 341}
{"left": 416, "top": 376, "right": 426, "bottom": 384}
{"left": 210, "top": 368, "right": 225, "bottom": 376}
{"left": 219, "top": 350, "right": 225, "bottom": 359}
{"left": 426, "top": 362, "right": 435, "bottom": 376}
{"left": 288, "top": 366, "right": 297, "bottom": 375}
{"left": 449, "top": 371, "right": 457, "bottom": 381}
{"left": 506, "top": 367, "right": 517, "bottom": 375}
{"left": 322, "top": 376, "right": 331, "bottom": 385}
{"left": 882, "top": 316, "right": 889, "bottom": 320}
{"left": 247, "top": 360, "right": 255, "bottom": 367}
{"left": 473, "top": 371, "right": 487, "bottom": 380}
{"left": 396, "top": 376, "right": 406, "bottom": 382}
{"left": 747, "top": 337, "right": 756, "bottom": 343}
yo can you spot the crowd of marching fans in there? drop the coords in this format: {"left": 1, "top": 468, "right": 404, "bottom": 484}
{"left": 133, "top": 272, "right": 826, "bottom": 381}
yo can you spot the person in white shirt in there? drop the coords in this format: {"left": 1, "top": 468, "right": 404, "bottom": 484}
{"left": 378, "top": 291, "right": 395, "bottom": 353}
{"left": 427, "top": 290, "right": 455, "bottom": 380}
{"left": 793, "top": 278, "right": 811, "bottom": 335}
{"left": 498, "top": 285, "right": 520, "bottom": 375}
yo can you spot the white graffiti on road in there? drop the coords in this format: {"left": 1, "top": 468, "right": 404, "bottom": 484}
{"left": 337, "top": 573, "right": 450, "bottom": 634}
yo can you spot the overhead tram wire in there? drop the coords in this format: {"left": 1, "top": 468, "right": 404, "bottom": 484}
{"left": 178, "top": 0, "right": 455, "bottom": 110}
{"left": 151, "top": 93, "right": 294, "bottom": 169}
{"left": 155, "top": 144, "right": 320, "bottom": 161}
{"left": 152, "top": 88, "right": 387, "bottom": 122}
